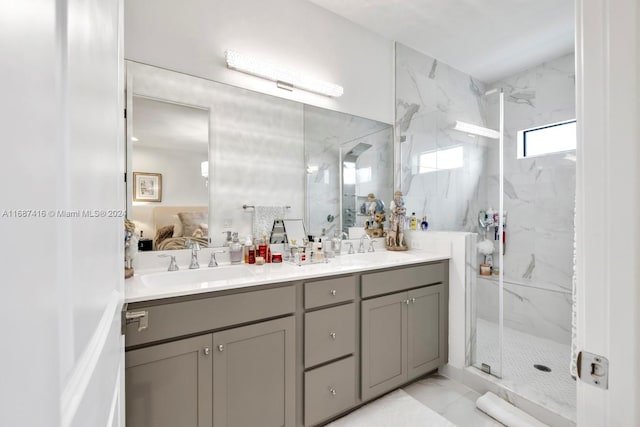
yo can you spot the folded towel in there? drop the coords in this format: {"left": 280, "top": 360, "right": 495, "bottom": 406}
{"left": 476, "top": 392, "right": 548, "bottom": 427}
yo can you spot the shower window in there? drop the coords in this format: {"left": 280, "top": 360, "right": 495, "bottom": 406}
{"left": 517, "top": 119, "right": 576, "bottom": 158}
{"left": 412, "top": 145, "right": 464, "bottom": 174}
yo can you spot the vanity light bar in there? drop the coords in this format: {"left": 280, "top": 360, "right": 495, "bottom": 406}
{"left": 225, "top": 49, "right": 344, "bottom": 98}
{"left": 453, "top": 120, "right": 500, "bottom": 139}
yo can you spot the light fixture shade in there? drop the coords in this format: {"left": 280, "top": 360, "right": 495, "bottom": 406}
{"left": 225, "top": 50, "right": 344, "bottom": 98}
{"left": 453, "top": 120, "right": 500, "bottom": 139}
{"left": 201, "top": 161, "right": 208, "bottom": 178}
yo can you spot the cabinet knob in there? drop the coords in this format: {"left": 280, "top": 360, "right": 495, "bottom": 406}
{"left": 329, "top": 332, "right": 336, "bottom": 340}
{"left": 203, "top": 347, "right": 210, "bottom": 355}
{"left": 404, "top": 299, "right": 410, "bottom": 305}
{"left": 218, "top": 344, "right": 224, "bottom": 352}
{"left": 330, "top": 289, "right": 337, "bottom": 296}
{"left": 411, "top": 298, "right": 416, "bottom": 303}
{"left": 328, "top": 387, "right": 337, "bottom": 396}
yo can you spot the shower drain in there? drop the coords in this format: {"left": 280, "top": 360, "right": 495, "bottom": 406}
{"left": 533, "top": 364, "right": 552, "bottom": 372}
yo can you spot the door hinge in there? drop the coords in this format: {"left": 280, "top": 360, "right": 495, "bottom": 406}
{"left": 577, "top": 351, "right": 609, "bottom": 390}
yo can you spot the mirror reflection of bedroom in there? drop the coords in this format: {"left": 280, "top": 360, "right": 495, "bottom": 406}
{"left": 129, "top": 96, "right": 210, "bottom": 251}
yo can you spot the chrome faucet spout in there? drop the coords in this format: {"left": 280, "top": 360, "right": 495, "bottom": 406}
{"left": 189, "top": 242, "right": 201, "bottom": 269}
{"left": 358, "top": 234, "right": 371, "bottom": 253}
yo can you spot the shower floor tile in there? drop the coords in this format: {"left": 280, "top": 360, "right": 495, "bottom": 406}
{"left": 474, "top": 318, "right": 576, "bottom": 423}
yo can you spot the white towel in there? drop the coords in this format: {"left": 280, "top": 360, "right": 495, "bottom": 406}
{"left": 252, "top": 206, "right": 287, "bottom": 238}
{"left": 476, "top": 392, "right": 548, "bottom": 427}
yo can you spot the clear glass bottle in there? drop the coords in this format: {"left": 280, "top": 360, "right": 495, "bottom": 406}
{"left": 229, "top": 232, "right": 243, "bottom": 264}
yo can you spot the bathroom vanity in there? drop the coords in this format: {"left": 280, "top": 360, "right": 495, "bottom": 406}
{"left": 124, "top": 251, "right": 449, "bottom": 427}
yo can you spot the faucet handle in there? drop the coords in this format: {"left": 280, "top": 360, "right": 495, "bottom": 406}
{"left": 158, "top": 254, "right": 179, "bottom": 271}
{"left": 208, "top": 252, "right": 218, "bottom": 268}
{"left": 368, "top": 240, "right": 375, "bottom": 253}
{"left": 347, "top": 242, "right": 355, "bottom": 255}
{"left": 192, "top": 241, "right": 201, "bottom": 252}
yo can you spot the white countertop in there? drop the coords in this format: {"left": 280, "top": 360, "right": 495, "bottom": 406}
{"left": 125, "top": 249, "right": 450, "bottom": 303}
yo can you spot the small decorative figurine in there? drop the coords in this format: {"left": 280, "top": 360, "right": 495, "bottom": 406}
{"left": 364, "top": 193, "right": 386, "bottom": 238}
{"left": 386, "top": 191, "right": 408, "bottom": 251}
{"left": 124, "top": 219, "right": 139, "bottom": 279}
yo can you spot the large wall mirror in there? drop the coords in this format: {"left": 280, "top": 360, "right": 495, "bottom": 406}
{"left": 126, "top": 61, "right": 393, "bottom": 250}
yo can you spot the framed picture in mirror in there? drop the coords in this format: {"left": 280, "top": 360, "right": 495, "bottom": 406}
{"left": 133, "top": 172, "right": 162, "bottom": 202}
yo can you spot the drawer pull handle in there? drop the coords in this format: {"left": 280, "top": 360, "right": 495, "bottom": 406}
{"left": 328, "top": 387, "right": 337, "bottom": 396}
{"left": 203, "top": 347, "right": 210, "bottom": 356}
{"left": 125, "top": 310, "right": 149, "bottom": 332}
{"left": 330, "top": 289, "right": 337, "bottom": 296}
{"left": 218, "top": 345, "right": 225, "bottom": 352}
{"left": 329, "top": 332, "right": 336, "bottom": 340}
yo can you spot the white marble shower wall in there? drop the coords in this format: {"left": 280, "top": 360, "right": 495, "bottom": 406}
{"left": 395, "top": 46, "right": 575, "bottom": 345}
{"left": 395, "top": 43, "right": 492, "bottom": 231}
{"left": 479, "top": 53, "right": 576, "bottom": 343}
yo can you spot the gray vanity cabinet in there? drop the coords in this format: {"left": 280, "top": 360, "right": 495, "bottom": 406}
{"left": 360, "top": 292, "right": 408, "bottom": 401}
{"left": 360, "top": 262, "right": 448, "bottom": 402}
{"left": 124, "top": 284, "right": 296, "bottom": 427}
{"left": 407, "top": 284, "right": 447, "bottom": 380}
{"left": 126, "top": 334, "right": 213, "bottom": 427}
{"left": 212, "top": 316, "right": 295, "bottom": 427}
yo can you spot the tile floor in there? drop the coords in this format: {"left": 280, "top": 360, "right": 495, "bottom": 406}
{"left": 400, "top": 374, "right": 505, "bottom": 427}
{"left": 473, "top": 318, "right": 576, "bottom": 422}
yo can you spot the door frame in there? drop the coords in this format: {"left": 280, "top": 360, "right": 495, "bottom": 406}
{"left": 575, "top": 0, "right": 640, "bottom": 425}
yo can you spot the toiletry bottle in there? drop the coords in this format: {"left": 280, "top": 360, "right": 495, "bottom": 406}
{"left": 257, "top": 235, "right": 266, "bottom": 260}
{"left": 248, "top": 244, "right": 256, "bottom": 264}
{"left": 261, "top": 233, "right": 271, "bottom": 263}
{"left": 331, "top": 231, "right": 342, "bottom": 255}
{"left": 244, "top": 236, "right": 253, "bottom": 263}
{"left": 229, "top": 232, "right": 243, "bottom": 264}
{"left": 410, "top": 212, "right": 417, "bottom": 230}
{"left": 420, "top": 216, "right": 429, "bottom": 231}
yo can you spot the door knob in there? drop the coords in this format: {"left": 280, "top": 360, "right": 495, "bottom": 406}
{"left": 218, "top": 344, "right": 224, "bottom": 352}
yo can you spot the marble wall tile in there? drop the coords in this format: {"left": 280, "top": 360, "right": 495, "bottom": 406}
{"left": 395, "top": 46, "right": 576, "bottom": 349}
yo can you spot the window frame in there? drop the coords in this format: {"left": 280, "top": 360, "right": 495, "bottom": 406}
{"left": 518, "top": 119, "right": 576, "bottom": 159}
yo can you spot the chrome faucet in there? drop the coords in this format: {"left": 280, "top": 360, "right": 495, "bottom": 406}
{"left": 189, "top": 242, "right": 201, "bottom": 269}
{"left": 368, "top": 240, "right": 375, "bottom": 252}
{"left": 158, "top": 254, "right": 179, "bottom": 271}
{"left": 358, "top": 234, "right": 371, "bottom": 253}
{"left": 208, "top": 249, "right": 225, "bottom": 267}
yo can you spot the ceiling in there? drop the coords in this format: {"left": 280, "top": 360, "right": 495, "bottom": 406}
{"left": 307, "top": 0, "right": 575, "bottom": 83}
{"left": 132, "top": 96, "right": 209, "bottom": 152}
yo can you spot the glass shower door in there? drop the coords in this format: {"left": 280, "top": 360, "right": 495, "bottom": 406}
{"left": 470, "top": 88, "right": 505, "bottom": 379}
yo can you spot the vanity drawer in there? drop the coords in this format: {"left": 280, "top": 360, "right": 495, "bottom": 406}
{"left": 304, "top": 275, "right": 355, "bottom": 309}
{"left": 304, "top": 356, "right": 356, "bottom": 426}
{"left": 305, "top": 303, "right": 355, "bottom": 368}
{"left": 361, "top": 261, "right": 446, "bottom": 298}
{"left": 125, "top": 285, "right": 295, "bottom": 347}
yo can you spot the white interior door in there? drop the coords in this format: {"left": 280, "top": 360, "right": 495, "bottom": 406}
{"left": 0, "top": 1, "right": 125, "bottom": 426}
{"left": 576, "top": 0, "right": 640, "bottom": 425}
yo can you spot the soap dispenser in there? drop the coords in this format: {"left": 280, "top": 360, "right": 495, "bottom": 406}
{"left": 229, "top": 232, "right": 243, "bottom": 264}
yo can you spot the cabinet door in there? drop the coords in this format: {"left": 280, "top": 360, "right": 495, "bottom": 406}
{"left": 361, "top": 292, "right": 408, "bottom": 401}
{"left": 213, "top": 316, "right": 295, "bottom": 427}
{"left": 407, "top": 284, "right": 447, "bottom": 380}
{"left": 125, "top": 334, "right": 213, "bottom": 427}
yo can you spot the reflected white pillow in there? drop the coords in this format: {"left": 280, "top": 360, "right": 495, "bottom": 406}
{"left": 172, "top": 215, "right": 184, "bottom": 237}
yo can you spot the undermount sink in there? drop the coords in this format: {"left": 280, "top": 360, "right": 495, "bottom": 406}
{"left": 140, "top": 264, "right": 255, "bottom": 288}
